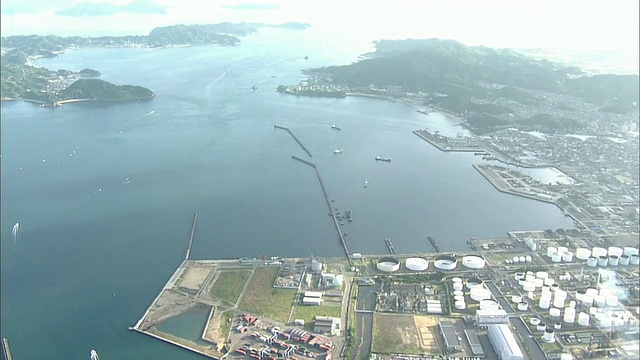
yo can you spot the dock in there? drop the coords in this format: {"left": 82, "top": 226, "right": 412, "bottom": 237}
{"left": 385, "top": 238, "right": 395, "bottom": 254}
{"left": 291, "top": 156, "right": 352, "bottom": 263}
{"left": 2, "top": 337, "right": 12, "bottom": 360}
{"left": 185, "top": 213, "right": 198, "bottom": 261}
{"left": 274, "top": 124, "right": 313, "bottom": 157}
{"left": 427, "top": 236, "right": 441, "bottom": 253}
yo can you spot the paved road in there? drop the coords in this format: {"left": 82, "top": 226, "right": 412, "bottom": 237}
{"left": 350, "top": 284, "right": 378, "bottom": 360}
{"left": 512, "top": 316, "right": 547, "bottom": 360}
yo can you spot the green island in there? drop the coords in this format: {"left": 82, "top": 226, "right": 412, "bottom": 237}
{"left": 287, "top": 38, "right": 638, "bottom": 134}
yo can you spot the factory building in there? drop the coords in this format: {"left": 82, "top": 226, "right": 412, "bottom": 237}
{"left": 314, "top": 316, "right": 341, "bottom": 336}
{"left": 439, "top": 321, "right": 462, "bottom": 353}
{"left": 476, "top": 309, "right": 509, "bottom": 327}
{"left": 487, "top": 324, "right": 524, "bottom": 360}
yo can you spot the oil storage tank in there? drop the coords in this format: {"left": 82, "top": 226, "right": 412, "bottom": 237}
{"left": 405, "top": 257, "right": 429, "bottom": 271}
{"left": 376, "top": 257, "right": 400, "bottom": 272}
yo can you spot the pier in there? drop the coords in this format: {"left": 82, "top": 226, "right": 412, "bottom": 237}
{"left": 274, "top": 124, "right": 313, "bottom": 157}
{"left": 185, "top": 213, "right": 198, "bottom": 261}
{"left": 427, "top": 236, "right": 442, "bottom": 253}
{"left": 2, "top": 337, "right": 12, "bottom": 360}
{"left": 291, "top": 156, "right": 352, "bottom": 263}
{"left": 385, "top": 238, "right": 395, "bottom": 254}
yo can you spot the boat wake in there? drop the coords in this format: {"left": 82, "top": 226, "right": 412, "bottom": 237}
{"left": 88, "top": 188, "right": 103, "bottom": 197}
{"left": 125, "top": 110, "right": 155, "bottom": 125}
{"left": 12, "top": 222, "right": 19, "bottom": 246}
{"left": 122, "top": 177, "right": 131, "bottom": 185}
{"left": 90, "top": 349, "right": 99, "bottom": 360}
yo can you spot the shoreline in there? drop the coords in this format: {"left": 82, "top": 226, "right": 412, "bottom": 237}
{"left": 1, "top": 94, "right": 155, "bottom": 107}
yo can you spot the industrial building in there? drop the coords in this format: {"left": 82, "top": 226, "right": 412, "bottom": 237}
{"left": 302, "top": 297, "right": 322, "bottom": 306}
{"left": 487, "top": 324, "right": 524, "bottom": 360}
{"left": 475, "top": 309, "right": 509, "bottom": 326}
{"left": 464, "top": 329, "right": 486, "bottom": 358}
{"left": 439, "top": 321, "right": 462, "bottom": 353}
{"left": 314, "top": 316, "right": 341, "bottom": 336}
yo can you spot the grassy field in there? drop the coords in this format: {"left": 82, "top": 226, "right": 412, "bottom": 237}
{"left": 238, "top": 267, "right": 297, "bottom": 322}
{"left": 293, "top": 303, "right": 342, "bottom": 330}
{"left": 209, "top": 269, "right": 252, "bottom": 305}
{"left": 371, "top": 313, "right": 422, "bottom": 355}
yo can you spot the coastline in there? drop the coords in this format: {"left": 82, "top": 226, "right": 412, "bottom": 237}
{"left": 1, "top": 94, "right": 155, "bottom": 107}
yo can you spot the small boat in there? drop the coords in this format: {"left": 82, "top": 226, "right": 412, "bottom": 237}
{"left": 331, "top": 124, "right": 341, "bottom": 131}
{"left": 90, "top": 350, "right": 100, "bottom": 360}
{"left": 251, "top": 85, "right": 257, "bottom": 91}
{"left": 333, "top": 149, "right": 344, "bottom": 154}
{"left": 364, "top": 179, "right": 368, "bottom": 188}
{"left": 375, "top": 156, "right": 391, "bottom": 162}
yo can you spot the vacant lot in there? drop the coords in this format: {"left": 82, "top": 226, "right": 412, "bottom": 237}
{"left": 293, "top": 303, "right": 342, "bottom": 330}
{"left": 238, "top": 267, "right": 297, "bottom": 322}
{"left": 371, "top": 313, "right": 422, "bottom": 355}
{"left": 179, "top": 266, "right": 211, "bottom": 292}
{"left": 414, "top": 315, "right": 440, "bottom": 353}
{"left": 209, "top": 269, "right": 252, "bottom": 305}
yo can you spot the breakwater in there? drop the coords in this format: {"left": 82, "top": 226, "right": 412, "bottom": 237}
{"left": 291, "top": 156, "right": 352, "bottom": 262}
{"left": 274, "top": 124, "right": 313, "bottom": 157}
{"left": 185, "top": 213, "right": 198, "bottom": 261}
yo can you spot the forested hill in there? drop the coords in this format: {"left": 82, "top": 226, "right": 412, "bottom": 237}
{"left": 309, "top": 39, "right": 639, "bottom": 132}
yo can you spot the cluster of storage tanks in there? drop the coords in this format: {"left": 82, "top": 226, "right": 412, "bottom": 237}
{"left": 450, "top": 277, "right": 499, "bottom": 311}
{"left": 548, "top": 245, "right": 639, "bottom": 267}
{"left": 375, "top": 254, "right": 487, "bottom": 273}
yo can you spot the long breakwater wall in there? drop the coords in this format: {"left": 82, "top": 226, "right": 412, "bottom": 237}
{"left": 291, "top": 156, "right": 352, "bottom": 263}
{"left": 274, "top": 124, "right": 313, "bottom": 157}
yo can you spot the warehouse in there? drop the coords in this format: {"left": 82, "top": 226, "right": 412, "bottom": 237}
{"left": 439, "top": 321, "right": 462, "bottom": 353}
{"left": 476, "top": 309, "right": 509, "bottom": 327}
{"left": 314, "top": 316, "right": 341, "bottom": 336}
{"left": 487, "top": 324, "right": 524, "bottom": 360}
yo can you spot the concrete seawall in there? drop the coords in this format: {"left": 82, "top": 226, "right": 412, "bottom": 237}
{"left": 274, "top": 124, "right": 313, "bottom": 157}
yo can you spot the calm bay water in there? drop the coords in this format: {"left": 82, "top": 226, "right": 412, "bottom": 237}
{"left": 0, "top": 28, "right": 574, "bottom": 359}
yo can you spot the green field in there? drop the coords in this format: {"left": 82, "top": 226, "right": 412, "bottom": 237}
{"left": 209, "top": 269, "right": 252, "bottom": 305}
{"left": 293, "top": 304, "right": 342, "bottom": 330}
{"left": 238, "top": 267, "right": 297, "bottom": 322}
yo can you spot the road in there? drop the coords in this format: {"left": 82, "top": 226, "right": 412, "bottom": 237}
{"left": 350, "top": 283, "right": 378, "bottom": 360}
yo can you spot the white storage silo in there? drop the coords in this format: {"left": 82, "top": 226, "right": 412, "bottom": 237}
{"left": 562, "top": 252, "right": 574, "bottom": 262}
{"left": 512, "top": 295, "right": 523, "bottom": 303}
{"left": 563, "top": 307, "right": 576, "bottom": 323}
{"left": 557, "top": 246, "right": 568, "bottom": 254}
{"left": 550, "top": 283, "right": 559, "bottom": 292}
{"left": 561, "top": 353, "right": 574, "bottom": 360}
{"left": 454, "top": 300, "right": 466, "bottom": 310}
{"left": 553, "top": 295, "right": 566, "bottom": 309}
{"left": 589, "top": 307, "right": 598, "bottom": 315}
{"left": 536, "top": 271, "right": 549, "bottom": 279}
{"left": 554, "top": 322, "right": 562, "bottom": 330}
{"left": 534, "top": 278, "right": 544, "bottom": 288}
{"left": 454, "top": 295, "right": 465, "bottom": 302}
{"left": 592, "top": 247, "right": 607, "bottom": 258}
{"left": 581, "top": 296, "right": 594, "bottom": 307}
{"left": 480, "top": 299, "right": 500, "bottom": 311}
{"left": 469, "top": 287, "right": 492, "bottom": 302}
{"left": 569, "top": 300, "right": 576, "bottom": 308}
{"left": 594, "top": 295, "right": 606, "bottom": 307}
{"left": 518, "top": 301, "right": 529, "bottom": 311}
{"left": 452, "top": 277, "right": 463, "bottom": 284}
{"left": 544, "top": 278, "right": 555, "bottom": 286}
{"left": 606, "top": 295, "right": 619, "bottom": 307}
{"left": 523, "top": 281, "right": 536, "bottom": 292}
{"left": 406, "top": 257, "right": 429, "bottom": 271}
{"left": 586, "top": 288, "right": 598, "bottom": 298}
{"left": 551, "top": 253, "right": 562, "bottom": 263}
{"left": 542, "top": 328, "right": 555, "bottom": 343}
{"left": 549, "top": 307, "right": 561, "bottom": 318}
{"left": 599, "top": 288, "right": 611, "bottom": 297}
{"left": 587, "top": 256, "right": 598, "bottom": 267}
{"left": 542, "top": 285, "right": 551, "bottom": 293}
{"left": 527, "top": 291, "right": 535, "bottom": 299}
{"left": 575, "top": 289, "right": 586, "bottom": 301}
{"left": 530, "top": 318, "right": 540, "bottom": 326}
{"left": 453, "top": 290, "right": 464, "bottom": 297}
{"left": 525, "top": 274, "right": 535, "bottom": 282}
{"left": 608, "top": 246, "right": 623, "bottom": 257}
{"left": 631, "top": 255, "right": 640, "bottom": 265}
{"left": 466, "top": 278, "right": 484, "bottom": 290}
{"left": 578, "top": 312, "right": 590, "bottom": 326}
{"left": 537, "top": 323, "right": 546, "bottom": 331}
{"left": 512, "top": 256, "right": 520, "bottom": 264}
{"left": 608, "top": 255, "right": 619, "bottom": 266}
{"left": 576, "top": 248, "right": 591, "bottom": 260}
{"left": 453, "top": 282, "right": 464, "bottom": 291}
{"left": 620, "top": 255, "right": 630, "bottom": 265}
{"left": 518, "top": 256, "right": 526, "bottom": 263}
{"left": 597, "top": 256, "right": 608, "bottom": 267}
{"left": 547, "top": 246, "right": 558, "bottom": 257}
{"left": 623, "top": 247, "right": 639, "bottom": 256}
{"left": 539, "top": 294, "right": 552, "bottom": 309}
{"left": 514, "top": 272, "right": 525, "bottom": 280}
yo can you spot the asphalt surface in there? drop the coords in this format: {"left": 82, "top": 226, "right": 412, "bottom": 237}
{"left": 350, "top": 283, "right": 378, "bottom": 360}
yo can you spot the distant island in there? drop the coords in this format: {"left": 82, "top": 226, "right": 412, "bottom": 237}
{"left": 55, "top": 0, "right": 167, "bottom": 17}
{"left": 284, "top": 38, "right": 639, "bottom": 134}
{"left": 0, "top": 22, "right": 310, "bottom": 106}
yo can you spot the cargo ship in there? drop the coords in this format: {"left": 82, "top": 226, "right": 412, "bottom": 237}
{"left": 385, "top": 238, "right": 395, "bottom": 254}
{"left": 428, "top": 236, "right": 441, "bottom": 253}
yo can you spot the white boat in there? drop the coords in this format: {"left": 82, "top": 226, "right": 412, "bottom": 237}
{"left": 90, "top": 350, "right": 99, "bottom": 360}
{"left": 333, "top": 149, "right": 344, "bottom": 154}
{"left": 331, "top": 124, "right": 341, "bottom": 130}
{"left": 12, "top": 222, "right": 19, "bottom": 240}
{"left": 375, "top": 156, "right": 391, "bottom": 162}
{"left": 364, "top": 180, "right": 368, "bottom": 188}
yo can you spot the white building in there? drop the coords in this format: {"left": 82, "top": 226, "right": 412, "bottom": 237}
{"left": 476, "top": 309, "right": 509, "bottom": 326}
{"left": 302, "top": 297, "right": 322, "bottom": 306}
{"left": 314, "top": 316, "right": 341, "bottom": 336}
{"left": 487, "top": 324, "right": 524, "bottom": 360}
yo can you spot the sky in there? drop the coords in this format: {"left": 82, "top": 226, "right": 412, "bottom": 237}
{"left": 1, "top": 0, "right": 639, "bottom": 53}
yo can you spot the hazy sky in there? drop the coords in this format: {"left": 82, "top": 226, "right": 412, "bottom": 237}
{"left": 1, "top": 0, "right": 638, "bottom": 52}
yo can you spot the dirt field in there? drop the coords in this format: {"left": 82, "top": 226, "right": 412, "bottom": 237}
{"left": 179, "top": 265, "right": 212, "bottom": 292}
{"left": 372, "top": 313, "right": 423, "bottom": 355}
{"left": 413, "top": 315, "right": 440, "bottom": 353}
{"left": 140, "top": 290, "right": 194, "bottom": 329}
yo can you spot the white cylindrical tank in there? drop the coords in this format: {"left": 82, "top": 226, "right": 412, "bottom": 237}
{"left": 466, "top": 278, "right": 484, "bottom": 290}
{"left": 518, "top": 256, "right": 526, "bottom": 263}
{"left": 462, "top": 255, "right": 486, "bottom": 269}
{"left": 518, "top": 279, "right": 526, "bottom": 286}
{"left": 453, "top": 290, "right": 464, "bottom": 296}
{"left": 569, "top": 300, "right": 576, "bottom": 308}
{"left": 525, "top": 274, "right": 535, "bottom": 282}
{"left": 542, "top": 328, "right": 555, "bottom": 343}
{"left": 549, "top": 307, "right": 561, "bottom": 318}
{"left": 537, "top": 323, "right": 547, "bottom": 331}
{"left": 512, "top": 295, "right": 523, "bottom": 303}
{"left": 564, "top": 308, "right": 576, "bottom": 323}
{"left": 582, "top": 296, "right": 594, "bottom": 307}
{"left": 594, "top": 295, "right": 606, "bottom": 307}
{"left": 453, "top": 282, "right": 464, "bottom": 291}
{"left": 539, "top": 294, "right": 552, "bottom": 309}
{"left": 557, "top": 246, "right": 568, "bottom": 254}
{"left": 518, "top": 301, "right": 529, "bottom": 311}
{"left": 550, "top": 283, "right": 559, "bottom": 292}
{"left": 587, "top": 256, "right": 598, "bottom": 267}
{"left": 523, "top": 282, "right": 536, "bottom": 292}
{"left": 525, "top": 255, "right": 532, "bottom": 263}
{"left": 553, "top": 296, "right": 566, "bottom": 309}
{"left": 609, "top": 255, "right": 619, "bottom": 266}
{"left": 406, "top": 257, "right": 430, "bottom": 271}
{"left": 534, "top": 278, "right": 544, "bottom": 288}
{"left": 586, "top": 288, "right": 598, "bottom": 298}
{"left": 623, "top": 247, "right": 639, "bottom": 256}
{"left": 536, "top": 271, "right": 549, "bottom": 279}
{"left": 469, "top": 287, "right": 492, "bottom": 302}
{"left": 606, "top": 295, "right": 619, "bottom": 307}
{"left": 454, "top": 295, "right": 465, "bottom": 302}
{"left": 597, "top": 256, "right": 608, "bottom": 267}
{"left": 542, "top": 285, "right": 551, "bottom": 293}
{"left": 589, "top": 307, "right": 598, "bottom": 315}
{"left": 576, "top": 248, "right": 591, "bottom": 260}
{"left": 608, "top": 246, "right": 623, "bottom": 257}
{"left": 562, "top": 252, "right": 574, "bottom": 262}
{"left": 598, "top": 288, "right": 611, "bottom": 297}
{"left": 454, "top": 300, "right": 466, "bottom": 310}
{"left": 551, "top": 253, "right": 562, "bottom": 263}
{"left": 544, "top": 278, "right": 555, "bottom": 287}
{"left": 561, "top": 353, "right": 574, "bottom": 360}
{"left": 631, "top": 255, "right": 640, "bottom": 265}
{"left": 512, "top": 256, "right": 520, "bottom": 263}
{"left": 575, "top": 290, "right": 586, "bottom": 301}
{"left": 480, "top": 299, "right": 500, "bottom": 311}
{"left": 555, "top": 289, "right": 567, "bottom": 299}
{"left": 592, "top": 247, "right": 607, "bottom": 258}
{"left": 514, "top": 272, "right": 525, "bottom": 280}
{"left": 530, "top": 318, "right": 541, "bottom": 326}
{"left": 452, "top": 277, "right": 463, "bottom": 283}
{"left": 620, "top": 255, "right": 630, "bottom": 265}
{"left": 547, "top": 246, "right": 558, "bottom": 257}
{"left": 527, "top": 291, "right": 535, "bottom": 299}
{"left": 554, "top": 322, "right": 562, "bottom": 330}
{"left": 578, "top": 312, "right": 590, "bottom": 326}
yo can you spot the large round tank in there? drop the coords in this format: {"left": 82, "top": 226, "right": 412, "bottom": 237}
{"left": 453, "top": 290, "right": 464, "bottom": 297}
{"left": 466, "top": 278, "right": 484, "bottom": 290}
{"left": 534, "top": 278, "right": 544, "bottom": 288}
{"left": 631, "top": 255, "right": 640, "bottom": 265}
{"left": 454, "top": 300, "right": 466, "bottom": 310}
{"left": 557, "top": 246, "right": 569, "bottom": 255}
{"left": 514, "top": 272, "right": 525, "bottom": 280}
{"left": 530, "top": 318, "right": 541, "bottom": 326}
{"left": 537, "top": 323, "right": 546, "bottom": 331}
{"left": 594, "top": 295, "right": 606, "bottom": 307}
{"left": 563, "top": 308, "right": 576, "bottom": 323}
{"left": 544, "top": 278, "right": 555, "bottom": 286}
{"left": 518, "top": 301, "right": 529, "bottom": 311}
{"left": 589, "top": 307, "right": 598, "bottom": 315}
{"left": 462, "top": 255, "right": 486, "bottom": 269}
{"left": 581, "top": 296, "right": 594, "bottom": 307}
{"left": 536, "top": 271, "right": 549, "bottom": 279}
{"left": 551, "top": 253, "right": 562, "bottom": 263}
{"left": 620, "top": 255, "right": 630, "bottom": 265}
{"left": 554, "top": 322, "right": 562, "bottom": 330}
{"left": 454, "top": 295, "right": 465, "bottom": 302}
{"left": 549, "top": 307, "right": 561, "bottom": 318}
{"left": 539, "top": 294, "right": 552, "bottom": 309}
{"left": 547, "top": 246, "right": 558, "bottom": 257}
{"left": 597, "top": 256, "right": 608, "bottom": 267}
{"left": 561, "top": 353, "right": 574, "bottom": 360}
{"left": 451, "top": 277, "right": 463, "bottom": 284}
{"left": 512, "top": 256, "right": 520, "bottom": 263}
{"left": 512, "top": 295, "right": 523, "bottom": 303}
{"left": 592, "top": 247, "right": 607, "bottom": 258}
{"left": 453, "top": 282, "right": 464, "bottom": 291}
{"left": 525, "top": 274, "right": 535, "bottom": 282}
{"left": 576, "top": 248, "right": 591, "bottom": 260}
{"left": 542, "top": 328, "right": 555, "bottom": 343}
{"left": 469, "top": 287, "right": 492, "bottom": 302}
{"left": 525, "top": 255, "right": 532, "bottom": 263}
{"left": 405, "top": 257, "right": 429, "bottom": 271}
{"left": 587, "top": 256, "right": 598, "bottom": 267}
{"left": 575, "top": 290, "right": 586, "bottom": 301}
{"left": 480, "top": 299, "right": 500, "bottom": 311}
{"left": 376, "top": 257, "right": 400, "bottom": 272}
{"left": 562, "top": 252, "right": 574, "bottom": 262}
{"left": 578, "top": 312, "right": 590, "bottom": 326}
{"left": 598, "top": 288, "right": 611, "bottom": 297}
{"left": 586, "top": 288, "right": 598, "bottom": 298}
{"left": 553, "top": 296, "right": 566, "bottom": 309}
{"left": 623, "top": 247, "right": 639, "bottom": 256}
{"left": 608, "top": 246, "right": 623, "bottom": 257}
{"left": 518, "top": 256, "right": 526, "bottom": 263}
{"left": 433, "top": 255, "right": 457, "bottom": 270}
{"left": 608, "top": 255, "right": 619, "bottom": 266}
{"left": 523, "top": 281, "right": 536, "bottom": 292}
